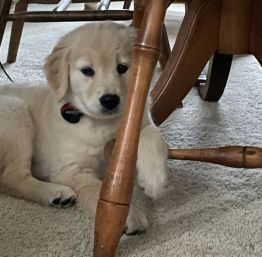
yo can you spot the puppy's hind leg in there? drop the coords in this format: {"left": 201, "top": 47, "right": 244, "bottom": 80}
{"left": 0, "top": 97, "right": 76, "bottom": 208}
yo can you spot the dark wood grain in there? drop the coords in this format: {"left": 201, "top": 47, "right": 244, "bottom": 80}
{"left": 151, "top": 0, "right": 220, "bottom": 125}
{"left": 199, "top": 53, "right": 233, "bottom": 101}
{"left": 7, "top": 0, "right": 28, "bottom": 63}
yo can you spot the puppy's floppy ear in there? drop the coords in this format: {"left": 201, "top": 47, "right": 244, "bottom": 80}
{"left": 44, "top": 44, "right": 70, "bottom": 101}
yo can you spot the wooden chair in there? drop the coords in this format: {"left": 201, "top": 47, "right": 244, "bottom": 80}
{"left": 93, "top": 0, "right": 262, "bottom": 256}
{"left": 1, "top": 0, "right": 262, "bottom": 256}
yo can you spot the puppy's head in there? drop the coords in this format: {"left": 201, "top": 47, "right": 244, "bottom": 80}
{"left": 44, "top": 21, "right": 135, "bottom": 119}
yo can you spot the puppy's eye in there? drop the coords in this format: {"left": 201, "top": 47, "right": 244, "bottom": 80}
{"left": 81, "top": 66, "right": 95, "bottom": 77}
{"left": 117, "top": 64, "right": 128, "bottom": 74}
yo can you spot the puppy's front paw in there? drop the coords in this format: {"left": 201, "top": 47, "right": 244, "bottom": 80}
{"left": 124, "top": 206, "right": 148, "bottom": 235}
{"left": 137, "top": 164, "right": 168, "bottom": 199}
{"left": 49, "top": 185, "right": 77, "bottom": 208}
{"left": 137, "top": 125, "right": 168, "bottom": 199}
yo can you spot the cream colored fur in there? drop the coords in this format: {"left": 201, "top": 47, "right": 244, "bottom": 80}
{"left": 0, "top": 21, "right": 168, "bottom": 234}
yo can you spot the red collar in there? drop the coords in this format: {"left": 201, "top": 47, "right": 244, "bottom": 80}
{"left": 60, "top": 103, "right": 83, "bottom": 124}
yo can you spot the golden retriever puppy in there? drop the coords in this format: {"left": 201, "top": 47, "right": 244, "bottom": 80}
{"left": 0, "top": 21, "right": 168, "bottom": 234}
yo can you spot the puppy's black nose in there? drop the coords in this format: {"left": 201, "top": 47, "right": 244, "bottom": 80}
{"left": 100, "top": 94, "right": 120, "bottom": 110}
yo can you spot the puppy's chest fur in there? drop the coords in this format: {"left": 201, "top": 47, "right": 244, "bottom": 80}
{"left": 33, "top": 115, "right": 119, "bottom": 179}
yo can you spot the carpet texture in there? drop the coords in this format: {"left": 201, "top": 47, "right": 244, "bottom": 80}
{"left": 0, "top": 4, "right": 262, "bottom": 257}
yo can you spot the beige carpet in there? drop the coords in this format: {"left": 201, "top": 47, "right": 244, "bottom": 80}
{"left": 1, "top": 3, "right": 262, "bottom": 257}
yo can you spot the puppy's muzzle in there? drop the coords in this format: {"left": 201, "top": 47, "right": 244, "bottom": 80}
{"left": 99, "top": 94, "right": 120, "bottom": 112}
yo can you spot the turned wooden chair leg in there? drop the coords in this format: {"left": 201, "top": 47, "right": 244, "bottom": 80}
{"left": 93, "top": 1, "right": 169, "bottom": 256}
{"left": 7, "top": 0, "right": 29, "bottom": 63}
{"left": 249, "top": 0, "right": 262, "bottom": 66}
{"left": 131, "top": 0, "right": 145, "bottom": 28}
{"left": 151, "top": 0, "right": 221, "bottom": 125}
{"left": 199, "top": 53, "right": 233, "bottom": 101}
{"left": 159, "top": 24, "right": 185, "bottom": 108}
{"left": 159, "top": 24, "right": 171, "bottom": 70}
{"left": 249, "top": 1, "right": 262, "bottom": 63}
{"left": 0, "top": 0, "right": 12, "bottom": 53}
{"left": 168, "top": 146, "right": 262, "bottom": 168}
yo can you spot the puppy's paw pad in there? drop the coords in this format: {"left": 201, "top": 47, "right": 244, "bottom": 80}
{"left": 52, "top": 197, "right": 62, "bottom": 206}
{"left": 51, "top": 195, "right": 76, "bottom": 208}
{"left": 62, "top": 196, "right": 76, "bottom": 207}
{"left": 125, "top": 207, "right": 148, "bottom": 236}
{"left": 137, "top": 167, "right": 168, "bottom": 199}
{"left": 49, "top": 187, "right": 77, "bottom": 208}
{"left": 124, "top": 228, "right": 145, "bottom": 236}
